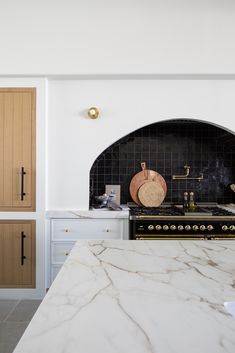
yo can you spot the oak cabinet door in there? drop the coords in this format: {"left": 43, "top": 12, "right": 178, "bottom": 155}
{"left": 0, "top": 88, "right": 36, "bottom": 211}
{"left": 0, "top": 221, "right": 35, "bottom": 288}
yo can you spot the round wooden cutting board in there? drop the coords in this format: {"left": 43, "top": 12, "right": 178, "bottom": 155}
{"left": 137, "top": 181, "right": 165, "bottom": 207}
{"left": 129, "top": 162, "right": 167, "bottom": 205}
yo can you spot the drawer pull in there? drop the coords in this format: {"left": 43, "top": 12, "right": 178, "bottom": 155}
{"left": 65, "top": 252, "right": 69, "bottom": 256}
{"left": 64, "top": 229, "right": 70, "bottom": 233}
{"left": 20, "top": 167, "right": 26, "bottom": 201}
{"left": 105, "top": 229, "right": 110, "bottom": 232}
{"left": 21, "top": 231, "right": 26, "bottom": 265}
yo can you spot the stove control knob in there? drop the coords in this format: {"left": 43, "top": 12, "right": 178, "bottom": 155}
{"left": 163, "top": 225, "right": 169, "bottom": 231}
{"left": 207, "top": 225, "right": 214, "bottom": 231}
{"left": 192, "top": 225, "right": 199, "bottom": 231}
{"left": 170, "top": 225, "right": 176, "bottom": 231}
{"left": 222, "top": 225, "right": 228, "bottom": 231}
{"left": 185, "top": 225, "right": 191, "bottom": 231}
{"left": 230, "top": 225, "right": 235, "bottom": 231}
{"left": 155, "top": 225, "right": 162, "bottom": 231}
{"left": 200, "top": 225, "right": 206, "bottom": 231}
{"left": 178, "top": 225, "right": 184, "bottom": 231}
{"left": 148, "top": 225, "right": 154, "bottom": 230}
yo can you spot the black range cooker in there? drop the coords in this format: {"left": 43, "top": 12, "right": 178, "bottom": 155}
{"left": 129, "top": 204, "right": 235, "bottom": 240}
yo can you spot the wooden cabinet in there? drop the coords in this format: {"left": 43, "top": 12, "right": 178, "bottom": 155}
{"left": 0, "top": 88, "right": 36, "bottom": 211}
{"left": 0, "top": 220, "right": 35, "bottom": 288}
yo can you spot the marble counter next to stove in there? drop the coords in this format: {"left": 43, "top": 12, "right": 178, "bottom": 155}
{"left": 46, "top": 209, "right": 129, "bottom": 219}
{"left": 13, "top": 240, "right": 235, "bottom": 353}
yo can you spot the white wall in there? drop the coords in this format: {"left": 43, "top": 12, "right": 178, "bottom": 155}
{"left": 0, "top": 78, "right": 47, "bottom": 299}
{"left": 0, "top": 0, "right": 235, "bottom": 75}
{"left": 47, "top": 79, "right": 235, "bottom": 210}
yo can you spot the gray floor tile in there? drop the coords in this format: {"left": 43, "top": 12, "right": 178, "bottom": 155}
{"left": 6, "top": 300, "right": 41, "bottom": 323}
{"left": 0, "top": 301, "right": 18, "bottom": 322}
{"left": 0, "top": 322, "right": 28, "bottom": 353}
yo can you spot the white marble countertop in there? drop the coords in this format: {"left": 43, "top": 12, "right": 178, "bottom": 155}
{"left": 14, "top": 240, "right": 235, "bottom": 353}
{"left": 46, "top": 209, "right": 129, "bottom": 219}
{"left": 46, "top": 204, "right": 235, "bottom": 220}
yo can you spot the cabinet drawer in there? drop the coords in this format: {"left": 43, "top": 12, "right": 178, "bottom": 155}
{"left": 51, "top": 242, "right": 75, "bottom": 264}
{"left": 51, "top": 219, "right": 122, "bottom": 241}
{"left": 51, "top": 265, "right": 62, "bottom": 282}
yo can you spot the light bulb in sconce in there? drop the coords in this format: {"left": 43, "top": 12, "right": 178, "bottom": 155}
{"left": 87, "top": 107, "right": 100, "bottom": 119}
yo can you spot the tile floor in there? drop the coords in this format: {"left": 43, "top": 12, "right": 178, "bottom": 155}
{"left": 0, "top": 300, "right": 41, "bottom": 353}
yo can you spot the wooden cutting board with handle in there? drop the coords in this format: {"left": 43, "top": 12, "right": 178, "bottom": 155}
{"left": 129, "top": 162, "right": 167, "bottom": 205}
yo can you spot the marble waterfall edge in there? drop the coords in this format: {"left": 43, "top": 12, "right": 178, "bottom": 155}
{"left": 14, "top": 240, "right": 235, "bottom": 353}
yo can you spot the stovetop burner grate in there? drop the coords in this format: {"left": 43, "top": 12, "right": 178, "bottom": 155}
{"left": 129, "top": 206, "right": 235, "bottom": 217}
{"left": 130, "top": 207, "right": 183, "bottom": 216}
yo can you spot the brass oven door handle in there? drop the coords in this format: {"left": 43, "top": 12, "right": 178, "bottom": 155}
{"left": 21, "top": 167, "right": 26, "bottom": 201}
{"left": 21, "top": 231, "right": 26, "bottom": 265}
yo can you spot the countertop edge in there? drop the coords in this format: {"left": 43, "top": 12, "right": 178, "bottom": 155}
{"left": 46, "top": 210, "right": 129, "bottom": 219}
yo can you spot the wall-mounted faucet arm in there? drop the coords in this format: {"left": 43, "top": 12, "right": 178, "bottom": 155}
{"left": 172, "top": 166, "right": 203, "bottom": 182}
{"left": 172, "top": 165, "right": 190, "bottom": 179}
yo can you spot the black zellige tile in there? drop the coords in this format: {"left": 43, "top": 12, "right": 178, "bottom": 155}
{"left": 89, "top": 120, "right": 235, "bottom": 204}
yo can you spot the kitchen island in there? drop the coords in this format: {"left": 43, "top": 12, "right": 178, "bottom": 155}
{"left": 14, "top": 240, "right": 235, "bottom": 353}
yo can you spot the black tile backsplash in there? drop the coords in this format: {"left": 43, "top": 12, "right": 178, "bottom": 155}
{"left": 90, "top": 120, "right": 235, "bottom": 206}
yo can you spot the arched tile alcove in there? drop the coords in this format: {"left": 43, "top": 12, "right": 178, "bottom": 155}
{"left": 90, "top": 119, "right": 235, "bottom": 206}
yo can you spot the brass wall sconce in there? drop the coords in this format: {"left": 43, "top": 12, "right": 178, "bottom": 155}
{"left": 172, "top": 165, "right": 204, "bottom": 182}
{"left": 87, "top": 107, "right": 100, "bottom": 119}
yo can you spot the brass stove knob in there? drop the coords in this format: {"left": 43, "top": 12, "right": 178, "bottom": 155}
{"left": 148, "top": 225, "right": 154, "bottom": 230}
{"left": 178, "top": 225, "right": 184, "bottom": 231}
{"left": 230, "top": 225, "right": 235, "bottom": 231}
{"left": 170, "top": 225, "right": 176, "bottom": 231}
{"left": 155, "top": 225, "right": 162, "bottom": 231}
{"left": 200, "top": 225, "right": 206, "bottom": 231}
{"left": 207, "top": 225, "right": 214, "bottom": 231}
{"left": 192, "top": 225, "right": 199, "bottom": 231}
{"left": 222, "top": 225, "right": 228, "bottom": 231}
{"left": 185, "top": 225, "right": 191, "bottom": 231}
{"left": 163, "top": 225, "right": 169, "bottom": 231}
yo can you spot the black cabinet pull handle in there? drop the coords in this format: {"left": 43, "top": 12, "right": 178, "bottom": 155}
{"left": 21, "top": 167, "right": 26, "bottom": 201}
{"left": 21, "top": 231, "right": 26, "bottom": 266}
